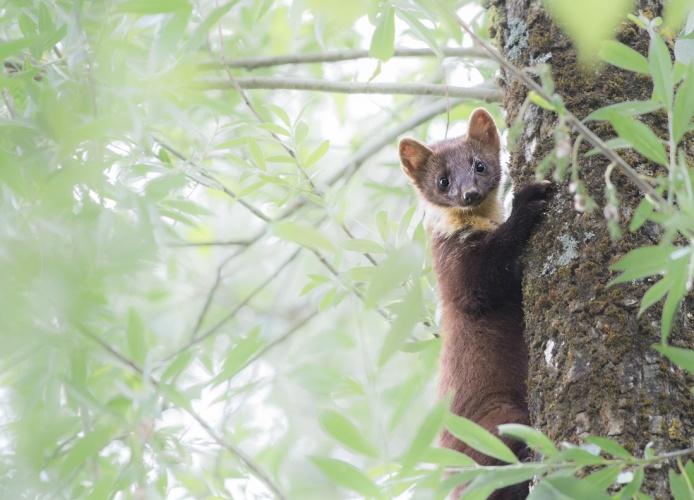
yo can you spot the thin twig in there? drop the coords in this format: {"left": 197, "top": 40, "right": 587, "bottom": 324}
{"left": 453, "top": 15, "right": 667, "bottom": 207}
{"left": 75, "top": 324, "right": 287, "bottom": 500}
{"left": 169, "top": 239, "right": 255, "bottom": 247}
{"left": 153, "top": 135, "right": 272, "bottom": 223}
{"left": 188, "top": 252, "right": 242, "bottom": 341}
{"left": 197, "top": 47, "right": 493, "bottom": 71}
{"left": 214, "top": 26, "right": 375, "bottom": 265}
{"left": 193, "top": 77, "right": 504, "bottom": 102}
{"left": 166, "top": 248, "right": 303, "bottom": 361}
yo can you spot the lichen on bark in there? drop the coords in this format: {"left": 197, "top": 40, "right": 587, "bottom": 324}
{"left": 490, "top": 0, "right": 694, "bottom": 496}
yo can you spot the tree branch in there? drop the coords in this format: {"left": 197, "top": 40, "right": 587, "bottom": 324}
{"left": 197, "top": 47, "right": 493, "bottom": 71}
{"left": 193, "top": 77, "right": 504, "bottom": 102}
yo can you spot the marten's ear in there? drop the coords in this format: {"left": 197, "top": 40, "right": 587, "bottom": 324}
{"left": 467, "top": 108, "right": 500, "bottom": 150}
{"left": 399, "top": 138, "right": 433, "bottom": 181}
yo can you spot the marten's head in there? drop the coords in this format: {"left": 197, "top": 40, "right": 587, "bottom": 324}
{"left": 399, "top": 108, "right": 504, "bottom": 236}
{"left": 399, "top": 107, "right": 502, "bottom": 210}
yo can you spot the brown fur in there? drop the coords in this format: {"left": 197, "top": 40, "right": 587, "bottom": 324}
{"left": 399, "top": 108, "right": 551, "bottom": 499}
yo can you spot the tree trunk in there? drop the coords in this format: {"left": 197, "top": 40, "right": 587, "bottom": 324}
{"left": 490, "top": 1, "right": 694, "bottom": 496}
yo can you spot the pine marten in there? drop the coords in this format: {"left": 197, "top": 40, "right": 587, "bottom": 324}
{"left": 399, "top": 108, "right": 551, "bottom": 499}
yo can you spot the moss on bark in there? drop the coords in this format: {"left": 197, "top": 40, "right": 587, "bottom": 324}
{"left": 490, "top": 0, "right": 694, "bottom": 496}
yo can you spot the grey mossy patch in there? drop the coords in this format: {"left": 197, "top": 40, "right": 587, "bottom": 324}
{"left": 542, "top": 232, "right": 579, "bottom": 276}
{"left": 505, "top": 18, "right": 529, "bottom": 61}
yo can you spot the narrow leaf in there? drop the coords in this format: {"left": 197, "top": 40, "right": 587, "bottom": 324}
{"left": 378, "top": 284, "right": 422, "bottom": 366}
{"left": 369, "top": 4, "right": 395, "bottom": 61}
{"left": 444, "top": 413, "right": 519, "bottom": 464}
{"left": 498, "top": 424, "right": 558, "bottom": 457}
{"left": 319, "top": 410, "right": 379, "bottom": 457}
{"left": 401, "top": 400, "right": 448, "bottom": 471}
{"left": 274, "top": 221, "right": 335, "bottom": 252}
{"left": 599, "top": 40, "right": 650, "bottom": 74}
{"left": 465, "top": 464, "right": 550, "bottom": 497}
{"left": 673, "top": 64, "right": 694, "bottom": 143}
{"left": 652, "top": 344, "right": 694, "bottom": 374}
{"left": 306, "top": 140, "right": 330, "bottom": 166}
{"left": 584, "top": 100, "right": 662, "bottom": 122}
{"left": 127, "top": 310, "right": 147, "bottom": 365}
{"left": 530, "top": 476, "right": 610, "bottom": 500}
{"left": 310, "top": 457, "right": 381, "bottom": 497}
{"left": 638, "top": 276, "right": 673, "bottom": 316}
{"left": 421, "top": 447, "right": 477, "bottom": 467}
{"left": 618, "top": 467, "right": 644, "bottom": 499}
{"left": 585, "top": 436, "right": 633, "bottom": 458}
{"left": 341, "top": 238, "right": 385, "bottom": 254}
{"left": 649, "top": 31, "right": 673, "bottom": 107}
{"left": 608, "top": 113, "right": 668, "bottom": 165}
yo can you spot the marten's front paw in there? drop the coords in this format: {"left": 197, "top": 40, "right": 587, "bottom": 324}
{"left": 511, "top": 181, "right": 552, "bottom": 219}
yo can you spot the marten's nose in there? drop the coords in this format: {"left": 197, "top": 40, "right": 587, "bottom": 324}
{"left": 463, "top": 188, "right": 479, "bottom": 202}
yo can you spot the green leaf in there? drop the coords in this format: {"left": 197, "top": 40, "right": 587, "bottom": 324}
{"left": 599, "top": 40, "right": 650, "bottom": 74}
{"left": 653, "top": 344, "right": 694, "bottom": 374}
{"left": 630, "top": 196, "right": 655, "bottom": 232}
{"left": 116, "top": 0, "right": 192, "bottom": 14}
{"left": 529, "top": 91, "right": 556, "bottom": 111}
{"left": 584, "top": 436, "right": 633, "bottom": 458}
{"left": 60, "top": 428, "right": 113, "bottom": 479}
{"left": 126, "top": 310, "right": 147, "bottom": 365}
{"left": 608, "top": 245, "right": 675, "bottom": 285}
{"left": 529, "top": 475, "right": 610, "bottom": 500}
{"left": 664, "top": 0, "right": 694, "bottom": 30}
{"left": 185, "top": 1, "right": 239, "bottom": 52}
{"left": 160, "top": 350, "right": 195, "bottom": 383}
{"left": 319, "top": 409, "right": 379, "bottom": 457}
{"left": 673, "top": 64, "right": 694, "bottom": 144}
{"left": 395, "top": 8, "right": 443, "bottom": 59}
{"left": 310, "top": 457, "right": 381, "bottom": 497}
{"left": 584, "top": 466, "right": 619, "bottom": 490}
{"left": 661, "top": 264, "right": 688, "bottom": 342}
{"left": 583, "top": 100, "right": 662, "bottom": 122}
{"left": 306, "top": 140, "right": 330, "bottom": 167}
{"left": 638, "top": 276, "right": 673, "bottom": 316}
{"left": 248, "top": 138, "right": 266, "bottom": 171}
{"left": 0, "top": 36, "right": 43, "bottom": 60}
{"left": 259, "top": 123, "right": 292, "bottom": 137}
{"left": 544, "top": 0, "right": 633, "bottom": 62}
{"left": 341, "top": 238, "right": 385, "bottom": 254}
{"left": 618, "top": 467, "right": 644, "bottom": 499}
{"left": 214, "top": 327, "right": 263, "bottom": 383}
{"left": 273, "top": 221, "right": 335, "bottom": 252}
{"left": 378, "top": 283, "right": 422, "bottom": 365}
{"left": 364, "top": 245, "right": 422, "bottom": 308}
{"left": 294, "top": 121, "right": 309, "bottom": 143}
{"left": 670, "top": 468, "right": 694, "bottom": 500}
{"left": 444, "top": 413, "right": 520, "bottom": 464}
{"left": 401, "top": 400, "right": 448, "bottom": 471}
{"left": 465, "top": 464, "right": 550, "bottom": 498}
{"left": 370, "top": 4, "right": 395, "bottom": 61}
{"left": 376, "top": 210, "right": 390, "bottom": 242}
{"left": 552, "top": 447, "right": 608, "bottom": 466}
{"left": 649, "top": 31, "right": 674, "bottom": 107}
{"left": 265, "top": 104, "right": 291, "bottom": 127}
{"left": 420, "top": 447, "right": 476, "bottom": 467}
{"left": 498, "top": 424, "right": 558, "bottom": 457}
{"left": 608, "top": 113, "right": 668, "bottom": 165}
{"left": 610, "top": 245, "right": 676, "bottom": 272}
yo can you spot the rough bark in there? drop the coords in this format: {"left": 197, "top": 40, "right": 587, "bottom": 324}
{"left": 490, "top": 1, "right": 694, "bottom": 496}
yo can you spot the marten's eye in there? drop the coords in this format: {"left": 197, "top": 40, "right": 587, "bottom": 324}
{"left": 475, "top": 160, "right": 486, "bottom": 173}
{"left": 438, "top": 176, "right": 450, "bottom": 189}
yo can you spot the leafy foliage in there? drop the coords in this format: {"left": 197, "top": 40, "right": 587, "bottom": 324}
{"left": 0, "top": 1, "right": 693, "bottom": 499}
